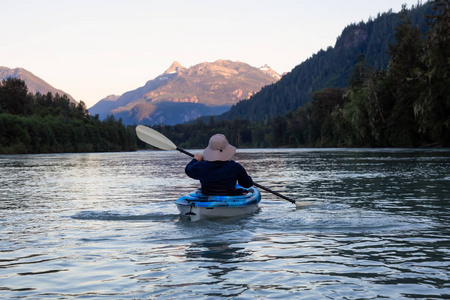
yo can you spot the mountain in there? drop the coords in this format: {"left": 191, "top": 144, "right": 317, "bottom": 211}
{"left": 216, "top": 3, "right": 432, "bottom": 122}
{"left": 89, "top": 60, "right": 279, "bottom": 125}
{"left": 259, "top": 64, "right": 281, "bottom": 80}
{"left": 164, "top": 61, "right": 186, "bottom": 74}
{"left": 0, "top": 67, "right": 76, "bottom": 103}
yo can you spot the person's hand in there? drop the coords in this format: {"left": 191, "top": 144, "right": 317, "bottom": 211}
{"left": 194, "top": 153, "right": 204, "bottom": 161}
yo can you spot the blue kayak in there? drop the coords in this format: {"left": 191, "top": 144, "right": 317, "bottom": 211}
{"left": 176, "top": 187, "right": 261, "bottom": 221}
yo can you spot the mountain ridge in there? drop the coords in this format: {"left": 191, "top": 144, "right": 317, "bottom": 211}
{"left": 0, "top": 66, "right": 76, "bottom": 103}
{"left": 89, "top": 60, "right": 279, "bottom": 125}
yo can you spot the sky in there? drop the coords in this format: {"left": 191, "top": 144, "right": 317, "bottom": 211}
{"left": 1, "top": 0, "right": 423, "bottom": 108}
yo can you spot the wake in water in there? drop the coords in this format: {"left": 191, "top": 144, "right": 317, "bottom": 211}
{"left": 69, "top": 198, "right": 431, "bottom": 236}
{"left": 251, "top": 199, "right": 433, "bottom": 234}
{"left": 70, "top": 203, "right": 180, "bottom": 221}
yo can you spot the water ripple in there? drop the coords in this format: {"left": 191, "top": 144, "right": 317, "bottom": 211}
{"left": 1, "top": 149, "right": 449, "bottom": 299}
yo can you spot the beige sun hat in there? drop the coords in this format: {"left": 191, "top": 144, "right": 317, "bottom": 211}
{"left": 203, "top": 134, "right": 236, "bottom": 161}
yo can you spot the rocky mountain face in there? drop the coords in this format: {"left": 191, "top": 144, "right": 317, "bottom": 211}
{"left": 259, "top": 64, "right": 281, "bottom": 81}
{"left": 89, "top": 60, "right": 279, "bottom": 125}
{"left": 0, "top": 67, "right": 76, "bottom": 103}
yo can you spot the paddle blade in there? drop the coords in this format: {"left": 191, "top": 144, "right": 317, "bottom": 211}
{"left": 135, "top": 125, "right": 177, "bottom": 150}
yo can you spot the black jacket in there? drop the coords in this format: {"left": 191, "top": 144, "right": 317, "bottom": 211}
{"left": 185, "top": 159, "right": 253, "bottom": 195}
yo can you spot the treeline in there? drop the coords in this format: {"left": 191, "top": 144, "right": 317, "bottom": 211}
{"left": 217, "top": 2, "right": 433, "bottom": 123}
{"left": 151, "top": 1, "right": 449, "bottom": 149}
{"left": 0, "top": 78, "right": 137, "bottom": 154}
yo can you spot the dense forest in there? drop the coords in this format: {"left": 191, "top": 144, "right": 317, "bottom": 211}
{"left": 0, "top": 78, "right": 137, "bottom": 154}
{"left": 216, "top": 2, "right": 433, "bottom": 123}
{"left": 152, "top": 1, "right": 449, "bottom": 149}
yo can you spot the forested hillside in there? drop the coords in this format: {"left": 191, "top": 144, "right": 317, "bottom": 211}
{"left": 0, "top": 78, "right": 137, "bottom": 154}
{"left": 152, "top": 1, "right": 449, "bottom": 149}
{"left": 217, "top": 3, "right": 433, "bottom": 122}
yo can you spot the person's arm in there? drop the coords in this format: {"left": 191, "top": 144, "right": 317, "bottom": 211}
{"left": 185, "top": 153, "right": 204, "bottom": 179}
{"left": 236, "top": 164, "right": 253, "bottom": 188}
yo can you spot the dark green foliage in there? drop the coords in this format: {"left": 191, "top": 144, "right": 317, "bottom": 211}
{"left": 0, "top": 78, "right": 33, "bottom": 115}
{"left": 335, "top": 1, "right": 449, "bottom": 147}
{"left": 414, "top": 0, "right": 450, "bottom": 145}
{"left": 0, "top": 80, "right": 138, "bottom": 154}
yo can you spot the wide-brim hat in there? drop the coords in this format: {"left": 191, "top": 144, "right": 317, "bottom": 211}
{"left": 203, "top": 134, "right": 236, "bottom": 161}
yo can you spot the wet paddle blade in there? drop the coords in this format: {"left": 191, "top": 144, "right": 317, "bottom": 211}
{"left": 136, "top": 125, "right": 177, "bottom": 150}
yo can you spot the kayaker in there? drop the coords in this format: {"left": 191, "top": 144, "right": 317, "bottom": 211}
{"left": 185, "top": 133, "right": 253, "bottom": 195}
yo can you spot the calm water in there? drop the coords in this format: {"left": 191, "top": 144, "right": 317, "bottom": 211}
{"left": 1, "top": 149, "right": 449, "bottom": 299}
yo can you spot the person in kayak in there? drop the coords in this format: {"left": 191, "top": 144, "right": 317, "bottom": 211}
{"left": 185, "top": 133, "right": 253, "bottom": 195}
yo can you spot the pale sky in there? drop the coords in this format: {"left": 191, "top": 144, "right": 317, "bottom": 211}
{"left": 1, "top": 0, "right": 423, "bottom": 108}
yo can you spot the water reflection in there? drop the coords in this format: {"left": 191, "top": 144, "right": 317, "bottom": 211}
{"left": 186, "top": 240, "right": 251, "bottom": 275}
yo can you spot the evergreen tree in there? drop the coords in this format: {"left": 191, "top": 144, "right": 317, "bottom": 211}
{"left": 415, "top": 0, "right": 450, "bottom": 146}
{"left": 385, "top": 6, "right": 424, "bottom": 146}
{"left": 0, "top": 78, "right": 32, "bottom": 115}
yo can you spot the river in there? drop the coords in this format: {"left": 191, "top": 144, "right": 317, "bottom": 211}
{"left": 1, "top": 149, "right": 449, "bottom": 299}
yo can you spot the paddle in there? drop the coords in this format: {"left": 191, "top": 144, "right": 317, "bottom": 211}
{"left": 136, "top": 125, "right": 300, "bottom": 206}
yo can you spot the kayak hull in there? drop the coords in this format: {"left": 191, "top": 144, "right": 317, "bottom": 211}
{"left": 176, "top": 187, "right": 261, "bottom": 221}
